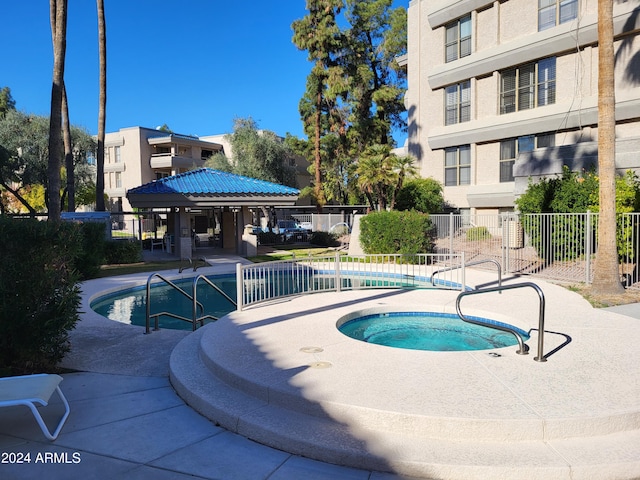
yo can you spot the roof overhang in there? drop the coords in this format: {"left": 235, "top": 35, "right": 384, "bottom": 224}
{"left": 127, "top": 193, "right": 299, "bottom": 209}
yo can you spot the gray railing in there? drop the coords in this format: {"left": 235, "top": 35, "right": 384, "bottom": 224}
{"left": 145, "top": 272, "right": 235, "bottom": 332}
{"left": 235, "top": 253, "right": 465, "bottom": 311}
{"left": 456, "top": 282, "right": 547, "bottom": 362}
{"left": 432, "top": 258, "right": 501, "bottom": 290}
{"left": 431, "top": 211, "right": 640, "bottom": 289}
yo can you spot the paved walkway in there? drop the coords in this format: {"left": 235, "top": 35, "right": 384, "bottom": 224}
{"left": 1, "top": 254, "right": 639, "bottom": 479}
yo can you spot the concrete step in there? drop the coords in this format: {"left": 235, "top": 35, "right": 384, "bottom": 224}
{"left": 170, "top": 327, "right": 640, "bottom": 480}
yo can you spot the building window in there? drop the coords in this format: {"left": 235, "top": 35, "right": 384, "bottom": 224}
{"left": 115, "top": 172, "right": 122, "bottom": 189}
{"left": 500, "top": 139, "right": 517, "bottom": 183}
{"left": 105, "top": 147, "right": 110, "bottom": 164}
{"left": 500, "top": 58, "right": 556, "bottom": 114}
{"left": 500, "top": 134, "right": 556, "bottom": 182}
{"left": 539, "top": 0, "right": 578, "bottom": 31}
{"left": 445, "top": 145, "right": 471, "bottom": 186}
{"left": 445, "top": 14, "right": 471, "bottom": 63}
{"left": 114, "top": 146, "right": 122, "bottom": 163}
{"left": 445, "top": 81, "right": 471, "bottom": 125}
{"left": 536, "top": 132, "right": 555, "bottom": 148}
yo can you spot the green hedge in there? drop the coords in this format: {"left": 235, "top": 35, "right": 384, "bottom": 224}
{"left": 104, "top": 239, "right": 142, "bottom": 264}
{"left": 0, "top": 217, "right": 81, "bottom": 374}
{"left": 76, "top": 222, "right": 106, "bottom": 279}
{"left": 359, "top": 210, "right": 436, "bottom": 255}
{"left": 309, "top": 231, "right": 339, "bottom": 247}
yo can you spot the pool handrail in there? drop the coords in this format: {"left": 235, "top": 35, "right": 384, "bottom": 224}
{"left": 455, "top": 282, "right": 547, "bottom": 362}
{"left": 145, "top": 273, "right": 205, "bottom": 334}
{"left": 432, "top": 258, "right": 501, "bottom": 291}
{"left": 192, "top": 274, "right": 236, "bottom": 331}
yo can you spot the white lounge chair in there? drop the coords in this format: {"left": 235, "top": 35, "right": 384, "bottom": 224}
{"left": 0, "top": 373, "right": 70, "bottom": 440}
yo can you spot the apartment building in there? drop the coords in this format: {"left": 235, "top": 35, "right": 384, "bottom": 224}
{"left": 103, "top": 126, "right": 224, "bottom": 212}
{"left": 405, "top": 0, "right": 640, "bottom": 214}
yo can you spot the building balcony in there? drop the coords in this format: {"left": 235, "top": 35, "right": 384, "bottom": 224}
{"left": 104, "top": 163, "right": 125, "bottom": 173}
{"left": 149, "top": 154, "right": 205, "bottom": 170}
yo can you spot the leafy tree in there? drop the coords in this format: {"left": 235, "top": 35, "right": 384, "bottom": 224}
{"left": 0, "top": 87, "right": 16, "bottom": 119}
{"left": 395, "top": 177, "right": 444, "bottom": 213}
{"left": 220, "top": 117, "right": 297, "bottom": 187}
{"left": 292, "top": 0, "right": 407, "bottom": 209}
{"left": 204, "top": 151, "right": 233, "bottom": 172}
{"left": 293, "top": 0, "right": 345, "bottom": 211}
{"left": 342, "top": 0, "right": 407, "bottom": 148}
{"left": 0, "top": 110, "right": 96, "bottom": 214}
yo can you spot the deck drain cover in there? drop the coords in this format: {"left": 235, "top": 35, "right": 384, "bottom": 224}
{"left": 309, "top": 361, "right": 332, "bottom": 369}
{"left": 300, "top": 346, "right": 324, "bottom": 353}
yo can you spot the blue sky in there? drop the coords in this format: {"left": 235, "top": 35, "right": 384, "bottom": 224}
{"left": 1, "top": 0, "right": 408, "bottom": 145}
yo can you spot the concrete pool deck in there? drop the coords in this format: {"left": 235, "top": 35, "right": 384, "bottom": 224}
{"left": 1, "top": 255, "right": 639, "bottom": 479}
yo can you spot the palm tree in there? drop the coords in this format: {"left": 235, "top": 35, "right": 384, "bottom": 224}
{"left": 592, "top": 0, "right": 624, "bottom": 295}
{"left": 95, "top": 0, "right": 107, "bottom": 212}
{"left": 389, "top": 155, "right": 417, "bottom": 210}
{"left": 49, "top": 2, "right": 73, "bottom": 212}
{"left": 357, "top": 144, "right": 398, "bottom": 211}
{"left": 47, "top": 0, "right": 67, "bottom": 222}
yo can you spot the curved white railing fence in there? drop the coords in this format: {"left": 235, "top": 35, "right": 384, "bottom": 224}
{"left": 235, "top": 253, "right": 465, "bottom": 311}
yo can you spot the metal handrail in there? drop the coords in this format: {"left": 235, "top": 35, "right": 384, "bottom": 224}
{"left": 191, "top": 274, "right": 237, "bottom": 331}
{"left": 145, "top": 273, "right": 204, "bottom": 334}
{"left": 455, "top": 282, "right": 547, "bottom": 362}
{"left": 178, "top": 257, "right": 209, "bottom": 273}
{"left": 432, "top": 258, "right": 501, "bottom": 290}
{"left": 178, "top": 258, "right": 192, "bottom": 273}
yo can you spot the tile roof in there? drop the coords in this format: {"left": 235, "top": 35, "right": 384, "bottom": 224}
{"left": 127, "top": 168, "right": 299, "bottom": 196}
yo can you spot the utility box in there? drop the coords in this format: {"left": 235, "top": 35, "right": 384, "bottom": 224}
{"left": 505, "top": 220, "right": 524, "bottom": 249}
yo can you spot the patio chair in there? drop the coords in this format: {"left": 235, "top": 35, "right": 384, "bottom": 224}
{"left": 150, "top": 236, "right": 164, "bottom": 251}
{"left": 0, "top": 374, "right": 70, "bottom": 440}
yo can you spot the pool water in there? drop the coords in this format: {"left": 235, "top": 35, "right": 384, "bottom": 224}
{"left": 91, "top": 275, "right": 238, "bottom": 330}
{"left": 338, "top": 312, "right": 529, "bottom": 351}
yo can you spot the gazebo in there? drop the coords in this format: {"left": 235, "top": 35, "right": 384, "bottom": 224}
{"left": 126, "top": 168, "right": 299, "bottom": 257}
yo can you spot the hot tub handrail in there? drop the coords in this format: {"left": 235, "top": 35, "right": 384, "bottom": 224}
{"left": 455, "top": 282, "right": 547, "bottom": 362}
{"left": 432, "top": 258, "right": 501, "bottom": 290}
{"left": 145, "top": 273, "right": 204, "bottom": 334}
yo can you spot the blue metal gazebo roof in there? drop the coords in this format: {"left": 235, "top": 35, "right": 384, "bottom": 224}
{"left": 127, "top": 168, "right": 299, "bottom": 208}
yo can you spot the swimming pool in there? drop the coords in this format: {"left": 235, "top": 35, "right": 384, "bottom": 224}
{"left": 91, "top": 271, "right": 442, "bottom": 330}
{"left": 338, "top": 311, "right": 530, "bottom": 351}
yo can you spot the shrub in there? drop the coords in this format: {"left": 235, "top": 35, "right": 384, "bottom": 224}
{"left": 75, "top": 222, "right": 106, "bottom": 279}
{"left": 359, "top": 210, "right": 436, "bottom": 255}
{"left": 466, "top": 226, "right": 491, "bottom": 241}
{"left": 104, "top": 239, "right": 142, "bottom": 264}
{"left": 309, "top": 231, "right": 339, "bottom": 247}
{"left": 0, "top": 217, "right": 81, "bottom": 374}
{"left": 516, "top": 168, "right": 640, "bottom": 261}
{"left": 257, "top": 231, "right": 278, "bottom": 245}
{"left": 395, "top": 177, "right": 444, "bottom": 213}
